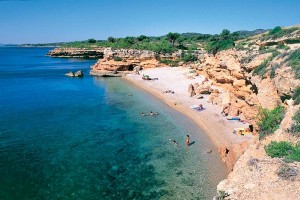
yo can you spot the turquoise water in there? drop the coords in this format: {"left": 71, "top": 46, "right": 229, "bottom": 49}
{"left": 0, "top": 47, "right": 227, "bottom": 200}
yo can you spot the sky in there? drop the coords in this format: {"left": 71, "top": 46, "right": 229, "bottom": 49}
{"left": 0, "top": 0, "right": 300, "bottom": 44}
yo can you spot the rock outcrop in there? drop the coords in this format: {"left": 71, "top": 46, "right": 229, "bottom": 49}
{"left": 48, "top": 48, "right": 104, "bottom": 58}
{"left": 65, "top": 70, "right": 83, "bottom": 77}
{"left": 90, "top": 48, "right": 183, "bottom": 76}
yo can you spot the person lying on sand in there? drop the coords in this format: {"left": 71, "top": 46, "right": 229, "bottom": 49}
{"left": 197, "top": 104, "right": 204, "bottom": 110}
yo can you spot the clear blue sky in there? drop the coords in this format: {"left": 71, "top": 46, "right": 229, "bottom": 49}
{"left": 1, "top": 0, "right": 300, "bottom": 44}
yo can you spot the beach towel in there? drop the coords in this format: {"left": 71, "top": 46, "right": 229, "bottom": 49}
{"left": 227, "top": 117, "right": 240, "bottom": 120}
{"left": 190, "top": 105, "right": 205, "bottom": 111}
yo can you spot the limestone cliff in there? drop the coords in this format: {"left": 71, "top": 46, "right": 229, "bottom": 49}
{"left": 48, "top": 48, "right": 104, "bottom": 58}
{"left": 90, "top": 48, "right": 183, "bottom": 76}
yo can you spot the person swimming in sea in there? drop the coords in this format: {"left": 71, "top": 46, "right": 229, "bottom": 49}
{"left": 150, "top": 111, "right": 153, "bottom": 116}
{"left": 169, "top": 139, "right": 178, "bottom": 145}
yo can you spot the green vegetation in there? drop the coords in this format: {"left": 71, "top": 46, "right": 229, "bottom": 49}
{"left": 166, "top": 32, "right": 180, "bottom": 47}
{"left": 265, "top": 141, "right": 300, "bottom": 162}
{"left": 293, "top": 87, "right": 300, "bottom": 105}
{"left": 291, "top": 108, "right": 300, "bottom": 136}
{"left": 257, "top": 106, "right": 285, "bottom": 139}
{"left": 59, "top": 29, "right": 253, "bottom": 55}
{"left": 253, "top": 51, "right": 280, "bottom": 77}
{"left": 263, "top": 26, "right": 299, "bottom": 41}
{"left": 182, "top": 52, "right": 198, "bottom": 62}
{"left": 216, "top": 190, "right": 229, "bottom": 200}
{"left": 277, "top": 164, "right": 298, "bottom": 180}
{"left": 206, "top": 39, "right": 235, "bottom": 55}
{"left": 159, "top": 59, "right": 180, "bottom": 67}
{"left": 253, "top": 57, "right": 271, "bottom": 77}
{"left": 205, "top": 29, "right": 237, "bottom": 55}
{"left": 113, "top": 57, "right": 123, "bottom": 61}
{"left": 88, "top": 38, "right": 97, "bottom": 43}
{"left": 285, "top": 48, "right": 300, "bottom": 79}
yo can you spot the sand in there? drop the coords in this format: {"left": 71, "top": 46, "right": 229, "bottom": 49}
{"left": 124, "top": 67, "right": 252, "bottom": 149}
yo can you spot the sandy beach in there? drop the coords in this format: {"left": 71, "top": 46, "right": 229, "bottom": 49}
{"left": 124, "top": 67, "right": 252, "bottom": 154}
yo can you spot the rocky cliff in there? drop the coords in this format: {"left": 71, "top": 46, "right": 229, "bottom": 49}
{"left": 192, "top": 28, "right": 300, "bottom": 199}
{"left": 48, "top": 48, "right": 104, "bottom": 58}
{"left": 90, "top": 48, "right": 184, "bottom": 76}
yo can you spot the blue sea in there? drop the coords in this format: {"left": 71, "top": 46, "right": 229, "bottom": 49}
{"left": 0, "top": 47, "right": 227, "bottom": 200}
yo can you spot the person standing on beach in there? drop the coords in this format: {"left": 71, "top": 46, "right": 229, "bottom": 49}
{"left": 186, "top": 135, "right": 190, "bottom": 146}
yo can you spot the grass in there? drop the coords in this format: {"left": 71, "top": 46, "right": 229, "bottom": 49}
{"left": 159, "top": 59, "right": 180, "bottom": 67}
{"left": 182, "top": 53, "right": 198, "bottom": 62}
{"left": 265, "top": 141, "right": 300, "bottom": 162}
{"left": 262, "top": 26, "right": 299, "bottom": 41}
{"left": 253, "top": 51, "right": 280, "bottom": 77}
{"left": 285, "top": 48, "right": 300, "bottom": 79}
{"left": 113, "top": 57, "right": 123, "bottom": 61}
{"left": 291, "top": 108, "right": 300, "bottom": 136}
{"left": 257, "top": 106, "right": 285, "bottom": 139}
{"left": 206, "top": 39, "right": 235, "bottom": 55}
{"left": 293, "top": 87, "right": 300, "bottom": 105}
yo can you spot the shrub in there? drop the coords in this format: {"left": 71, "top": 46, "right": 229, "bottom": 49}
{"left": 253, "top": 58, "right": 270, "bottom": 77}
{"left": 263, "top": 26, "right": 299, "bottom": 40}
{"left": 113, "top": 57, "right": 123, "bottom": 61}
{"left": 88, "top": 38, "right": 97, "bottom": 43}
{"left": 293, "top": 87, "right": 300, "bottom": 105}
{"left": 270, "top": 67, "right": 276, "bottom": 78}
{"left": 291, "top": 108, "right": 300, "bottom": 135}
{"left": 257, "top": 106, "right": 285, "bottom": 139}
{"left": 137, "top": 35, "right": 149, "bottom": 41}
{"left": 182, "top": 53, "right": 198, "bottom": 62}
{"left": 207, "top": 39, "right": 235, "bottom": 55}
{"left": 216, "top": 190, "right": 229, "bottom": 200}
{"left": 277, "top": 164, "right": 298, "bottom": 180}
{"left": 253, "top": 51, "right": 280, "bottom": 77}
{"left": 265, "top": 141, "right": 294, "bottom": 157}
{"left": 108, "top": 37, "right": 116, "bottom": 43}
{"left": 265, "top": 141, "right": 300, "bottom": 162}
{"left": 269, "top": 26, "right": 282, "bottom": 35}
{"left": 285, "top": 49, "right": 300, "bottom": 79}
{"left": 159, "top": 59, "right": 179, "bottom": 67}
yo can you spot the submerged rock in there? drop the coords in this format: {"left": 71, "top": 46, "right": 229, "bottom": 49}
{"left": 74, "top": 70, "right": 83, "bottom": 77}
{"left": 65, "top": 70, "right": 83, "bottom": 77}
{"left": 65, "top": 71, "right": 75, "bottom": 77}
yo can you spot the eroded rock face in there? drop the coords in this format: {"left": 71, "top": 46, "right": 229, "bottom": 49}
{"left": 90, "top": 48, "right": 182, "bottom": 76}
{"left": 48, "top": 48, "right": 104, "bottom": 58}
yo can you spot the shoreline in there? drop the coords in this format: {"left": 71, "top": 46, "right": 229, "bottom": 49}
{"left": 123, "top": 67, "right": 253, "bottom": 170}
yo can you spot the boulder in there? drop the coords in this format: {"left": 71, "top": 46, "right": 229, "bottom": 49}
{"left": 74, "top": 70, "right": 83, "bottom": 77}
{"left": 188, "top": 84, "right": 196, "bottom": 97}
{"left": 65, "top": 71, "right": 75, "bottom": 77}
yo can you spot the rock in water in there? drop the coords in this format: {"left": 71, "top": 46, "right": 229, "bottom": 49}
{"left": 74, "top": 70, "right": 83, "bottom": 77}
{"left": 65, "top": 71, "right": 75, "bottom": 77}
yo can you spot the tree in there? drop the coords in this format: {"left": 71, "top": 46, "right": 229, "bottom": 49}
{"left": 269, "top": 26, "right": 282, "bottom": 35}
{"left": 220, "top": 29, "right": 230, "bottom": 40}
{"left": 88, "top": 38, "right": 96, "bottom": 43}
{"left": 124, "top": 37, "right": 135, "bottom": 45}
{"left": 108, "top": 37, "right": 116, "bottom": 43}
{"left": 166, "top": 32, "right": 180, "bottom": 47}
{"left": 137, "top": 35, "right": 149, "bottom": 41}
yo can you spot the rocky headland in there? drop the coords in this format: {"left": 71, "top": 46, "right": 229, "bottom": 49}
{"left": 90, "top": 48, "right": 189, "bottom": 76}
{"left": 47, "top": 47, "right": 104, "bottom": 58}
